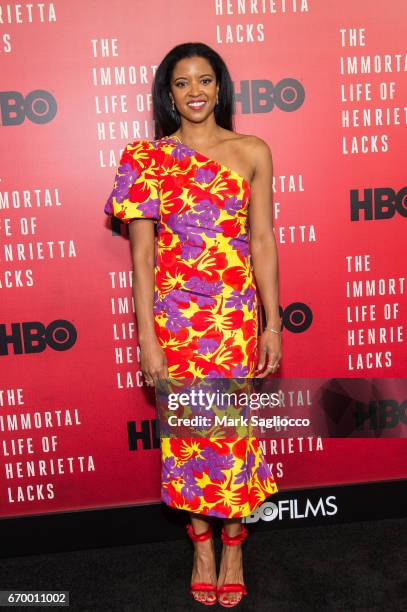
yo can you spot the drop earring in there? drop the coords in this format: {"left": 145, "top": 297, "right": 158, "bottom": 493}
{"left": 171, "top": 99, "right": 175, "bottom": 112}
{"left": 216, "top": 93, "right": 219, "bottom": 105}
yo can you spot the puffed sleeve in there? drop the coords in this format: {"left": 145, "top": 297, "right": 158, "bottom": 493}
{"left": 104, "top": 140, "right": 160, "bottom": 223}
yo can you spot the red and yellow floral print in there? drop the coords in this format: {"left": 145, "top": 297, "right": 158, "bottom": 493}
{"left": 105, "top": 136, "right": 278, "bottom": 517}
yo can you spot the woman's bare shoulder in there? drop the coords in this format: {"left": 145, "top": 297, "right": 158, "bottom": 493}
{"left": 240, "top": 133, "right": 271, "bottom": 156}
{"left": 222, "top": 130, "right": 271, "bottom": 156}
{"left": 232, "top": 133, "right": 273, "bottom": 177}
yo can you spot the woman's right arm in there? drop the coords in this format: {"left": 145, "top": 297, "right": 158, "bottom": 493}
{"left": 128, "top": 219, "right": 168, "bottom": 385}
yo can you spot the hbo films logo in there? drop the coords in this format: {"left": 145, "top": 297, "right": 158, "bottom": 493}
{"left": 0, "top": 90, "right": 57, "bottom": 125}
{"left": 0, "top": 320, "right": 77, "bottom": 355}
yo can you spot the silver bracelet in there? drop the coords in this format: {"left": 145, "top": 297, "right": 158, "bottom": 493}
{"left": 265, "top": 325, "right": 282, "bottom": 335}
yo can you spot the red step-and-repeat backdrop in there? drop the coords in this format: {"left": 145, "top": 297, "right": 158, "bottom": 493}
{"left": 1, "top": 0, "right": 406, "bottom": 518}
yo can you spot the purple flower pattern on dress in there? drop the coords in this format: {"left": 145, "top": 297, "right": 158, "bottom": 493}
{"left": 207, "top": 370, "right": 221, "bottom": 378}
{"left": 197, "top": 337, "right": 219, "bottom": 355}
{"left": 185, "top": 277, "right": 223, "bottom": 296}
{"left": 161, "top": 488, "right": 172, "bottom": 505}
{"left": 225, "top": 287, "right": 256, "bottom": 311}
{"left": 137, "top": 198, "right": 160, "bottom": 220}
{"left": 195, "top": 167, "right": 216, "bottom": 185}
{"left": 167, "top": 212, "right": 207, "bottom": 245}
{"left": 170, "top": 142, "right": 194, "bottom": 162}
{"left": 194, "top": 199, "right": 220, "bottom": 224}
{"left": 181, "top": 477, "right": 203, "bottom": 500}
{"left": 230, "top": 235, "right": 250, "bottom": 256}
{"left": 224, "top": 196, "right": 242, "bottom": 215}
{"left": 162, "top": 456, "right": 182, "bottom": 480}
{"left": 234, "top": 452, "right": 255, "bottom": 485}
{"left": 104, "top": 162, "right": 137, "bottom": 214}
{"left": 257, "top": 461, "right": 273, "bottom": 481}
{"left": 231, "top": 363, "right": 249, "bottom": 377}
{"left": 194, "top": 294, "right": 217, "bottom": 307}
{"left": 187, "top": 447, "right": 234, "bottom": 481}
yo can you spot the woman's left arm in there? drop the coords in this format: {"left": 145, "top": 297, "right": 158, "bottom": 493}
{"left": 248, "top": 137, "right": 282, "bottom": 377}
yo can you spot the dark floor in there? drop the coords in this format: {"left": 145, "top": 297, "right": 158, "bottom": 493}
{"left": 0, "top": 517, "right": 406, "bottom": 612}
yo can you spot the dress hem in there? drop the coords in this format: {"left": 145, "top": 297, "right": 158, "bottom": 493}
{"left": 160, "top": 483, "right": 278, "bottom": 519}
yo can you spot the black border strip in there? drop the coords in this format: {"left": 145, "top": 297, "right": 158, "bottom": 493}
{"left": 0, "top": 479, "right": 406, "bottom": 558}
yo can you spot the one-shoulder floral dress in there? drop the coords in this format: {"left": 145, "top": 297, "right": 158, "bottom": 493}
{"left": 104, "top": 136, "right": 278, "bottom": 518}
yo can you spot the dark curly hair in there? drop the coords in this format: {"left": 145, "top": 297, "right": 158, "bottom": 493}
{"left": 152, "top": 42, "right": 234, "bottom": 138}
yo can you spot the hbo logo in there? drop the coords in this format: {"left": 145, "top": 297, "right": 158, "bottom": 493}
{"left": 260, "top": 302, "right": 313, "bottom": 334}
{"left": 234, "top": 78, "right": 305, "bottom": 114}
{"left": 0, "top": 90, "right": 57, "bottom": 125}
{"left": 350, "top": 187, "right": 407, "bottom": 221}
{"left": 0, "top": 320, "right": 77, "bottom": 355}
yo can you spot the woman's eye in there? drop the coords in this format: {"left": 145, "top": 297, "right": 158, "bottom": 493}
{"left": 202, "top": 78, "right": 213, "bottom": 85}
{"left": 175, "top": 81, "right": 187, "bottom": 88}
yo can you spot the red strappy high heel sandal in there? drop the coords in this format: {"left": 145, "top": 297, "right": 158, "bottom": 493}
{"left": 217, "top": 525, "right": 248, "bottom": 608}
{"left": 186, "top": 523, "right": 217, "bottom": 606}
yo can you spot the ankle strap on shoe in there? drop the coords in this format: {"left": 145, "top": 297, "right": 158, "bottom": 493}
{"left": 186, "top": 523, "right": 213, "bottom": 542}
{"left": 221, "top": 525, "right": 248, "bottom": 546}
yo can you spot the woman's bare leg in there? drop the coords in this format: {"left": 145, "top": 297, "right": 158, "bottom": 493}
{"left": 217, "top": 518, "right": 245, "bottom": 605}
{"left": 189, "top": 513, "right": 217, "bottom": 604}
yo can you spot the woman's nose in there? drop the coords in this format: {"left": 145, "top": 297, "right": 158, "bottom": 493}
{"left": 189, "top": 81, "right": 202, "bottom": 96}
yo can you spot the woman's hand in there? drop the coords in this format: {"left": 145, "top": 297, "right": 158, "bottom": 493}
{"left": 139, "top": 336, "right": 169, "bottom": 386}
{"left": 255, "top": 329, "right": 282, "bottom": 378}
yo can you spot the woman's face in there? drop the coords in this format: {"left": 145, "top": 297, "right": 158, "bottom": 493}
{"left": 170, "top": 55, "right": 219, "bottom": 123}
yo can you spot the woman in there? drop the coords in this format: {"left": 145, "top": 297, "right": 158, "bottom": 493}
{"left": 104, "top": 42, "right": 282, "bottom": 608}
